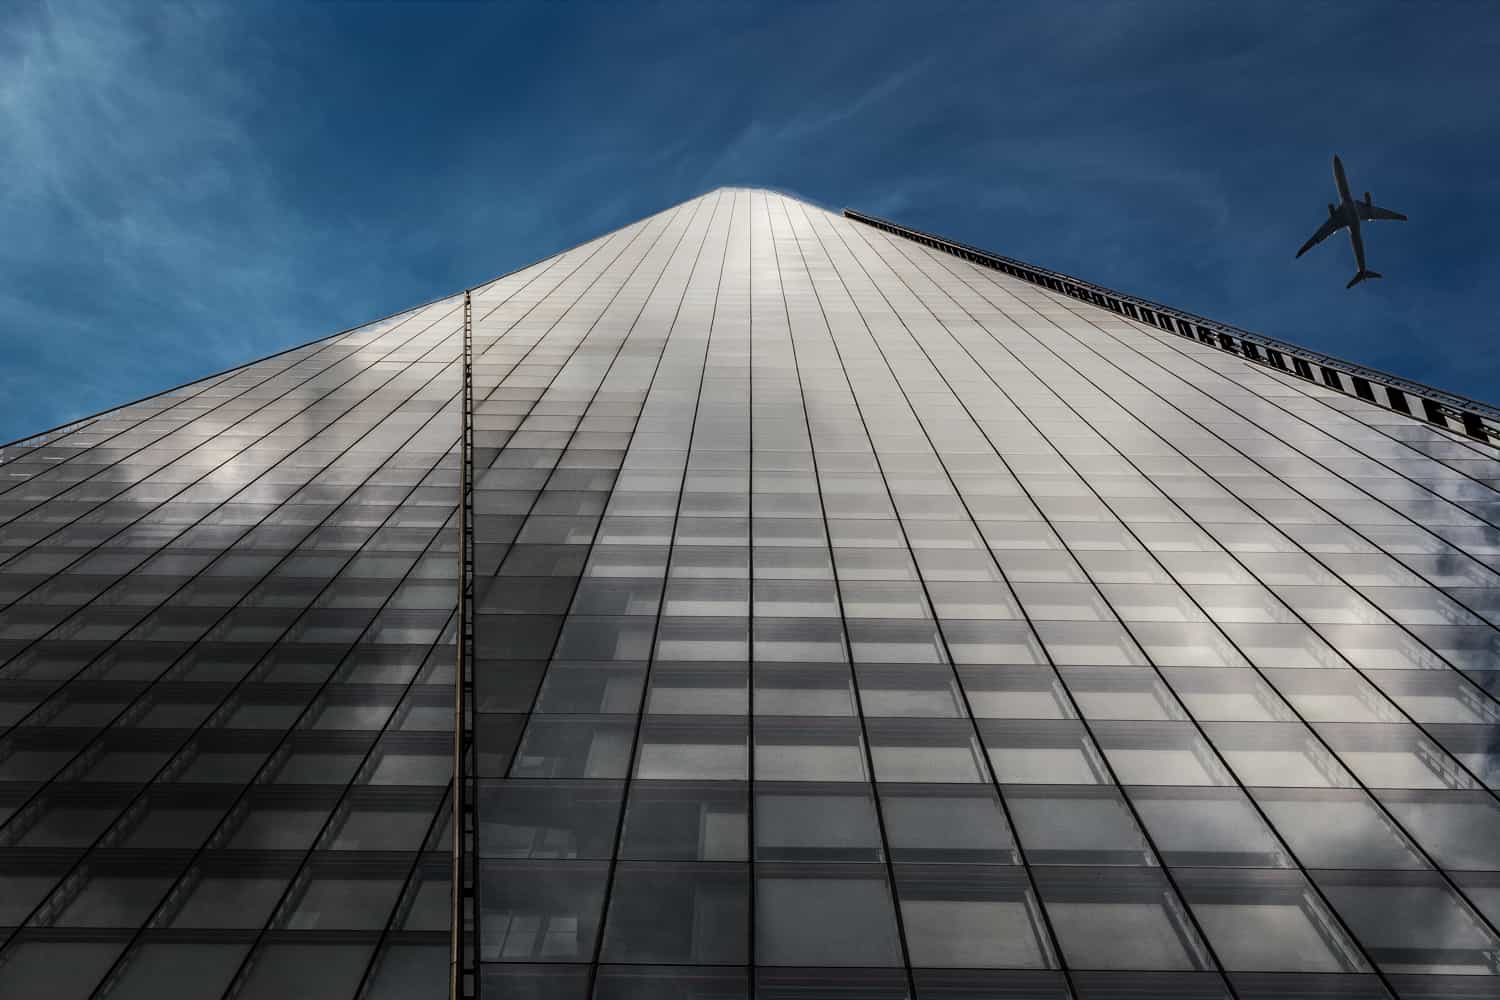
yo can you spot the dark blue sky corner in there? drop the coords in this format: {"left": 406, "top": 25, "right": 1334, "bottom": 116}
{"left": 2, "top": 0, "right": 1498, "bottom": 440}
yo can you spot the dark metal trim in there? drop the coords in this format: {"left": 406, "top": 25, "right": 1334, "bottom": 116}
{"left": 451, "top": 289, "right": 476, "bottom": 1000}
{"left": 843, "top": 208, "right": 1500, "bottom": 445}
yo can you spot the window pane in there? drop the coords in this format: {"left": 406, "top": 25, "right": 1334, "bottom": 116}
{"left": 478, "top": 861, "right": 609, "bottom": 962}
{"left": 754, "top": 718, "right": 866, "bottom": 782}
{"left": 868, "top": 718, "right": 985, "bottom": 783}
{"left": 0, "top": 941, "right": 124, "bottom": 1000}
{"left": 981, "top": 721, "right": 1107, "bottom": 784}
{"left": 755, "top": 784, "right": 882, "bottom": 862}
{"left": 510, "top": 717, "right": 634, "bottom": 779}
{"left": 106, "top": 943, "right": 249, "bottom": 1000}
{"left": 1176, "top": 869, "right": 1368, "bottom": 972}
{"left": 1007, "top": 786, "right": 1155, "bottom": 866}
{"left": 636, "top": 718, "right": 747, "bottom": 781}
{"left": 326, "top": 800, "right": 438, "bottom": 851}
{"left": 1129, "top": 787, "right": 1291, "bottom": 868}
{"left": 364, "top": 945, "right": 447, "bottom": 1000}
{"left": 478, "top": 780, "right": 623, "bottom": 859}
{"left": 1379, "top": 790, "right": 1500, "bottom": 871}
{"left": 168, "top": 871, "right": 291, "bottom": 929}
{"left": 236, "top": 943, "right": 373, "bottom": 1000}
{"left": 880, "top": 784, "right": 1017, "bottom": 864}
{"left": 618, "top": 782, "right": 748, "bottom": 861}
{"left": 43, "top": 872, "right": 174, "bottom": 927}
{"left": 1315, "top": 870, "right": 1500, "bottom": 975}
{"left": 600, "top": 862, "right": 748, "bottom": 964}
{"left": 1254, "top": 787, "right": 1428, "bottom": 870}
{"left": 222, "top": 801, "right": 333, "bottom": 850}
{"left": 1035, "top": 867, "right": 1212, "bottom": 970}
{"left": 1092, "top": 721, "right": 1233, "bottom": 786}
{"left": 282, "top": 873, "right": 402, "bottom": 929}
{"left": 755, "top": 863, "right": 903, "bottom": 967}
{"left": 896, "top": 864, "right": 1055, "bottom": 969}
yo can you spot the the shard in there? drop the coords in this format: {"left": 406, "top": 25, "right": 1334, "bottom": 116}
{"left": 1, "top": 190, "right": 1498, "bottom": 1000}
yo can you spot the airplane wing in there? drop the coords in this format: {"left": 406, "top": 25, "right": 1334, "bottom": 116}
{"left": 1356, "top": 202, "right": 1408, "bottom": 222}
{"left": 1296, "top": 215, "right": 1346, "bottom": 258}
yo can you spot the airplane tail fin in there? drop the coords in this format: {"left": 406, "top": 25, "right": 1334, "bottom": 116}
{"left": 1346, "top": 269, "right": 1382, "bottom": 289}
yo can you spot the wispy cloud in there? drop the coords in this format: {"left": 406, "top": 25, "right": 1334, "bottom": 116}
{"left": 0, "top": 3, "right": 299, "bottom": 433}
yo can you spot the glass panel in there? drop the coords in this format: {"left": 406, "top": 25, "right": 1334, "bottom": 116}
{"left": 599, "top": 862, "right": 749, "bottom": 964}
{"left": 867, "top": 718, "right": 986, "bottom": 782}
{"left": 1315, "top": 870, "right": 1500, "bottom": 975}
{"left": 1379, "top": 789, "right": 1500, "bottom": 870}
{"left": 637, "top": 718, "right": 747, "bottom": 781}
{"left": 753, "top": 718, "right": 866, "bottom": 782}
{"left": 0, "top": 941, "right": 124, "bottom": 1000}
{"left": 222, "top": 802, "right": 333, "bottom": 850}
{"left": 1007, "top": 786, "right": 1156, "bottom": 866}
{"left": 325, "top": 800, "right": 437, "bottom": 850}
{"left": 618, "top": 782, "right": 748, "bottom": 861}
{"left": 236, "top": 943, "right": 373, "bottom": 1000}
{"left": 755, "top": 783, "right": 882, "bottom": 861}
{"left": 364, "top": 945, "right": 447, "bottom": 1000}
{"left": 981, "top": 720, "right": 1108, "bottom": 784}
{"left": 1092, "top": 721, "right": 1233, "bottom": 786}
{"left": 167, "top": 871, "right": 291, "bottom": 928}
{"left": 1035, "top": 867, "right": 1213, "bottom": 970}
{"left": 282, "top": 873, "right": 402, "bottom": 929}
{"left": 107, "top": 943, "right": 249, "bottom": 1000}
{"left": 1253, "top": 787, "right": 1427, "bottom": 870}
{"left": 478, "top": 861, "right": 609, "bottom": 963}
{"left": 755, "top": 863, "right": 903, "bottom": 967}
{"left": 40, "top": 871, "right": 175, "bottom": 927}
{"left": 510, "top": 717, "right": 635, "bottom": 779}
{"left": 1129, "top": 786, "right": 1292, "bottom": 868}
{"left": 478, "top": 780, "right": 623, "bottom": 859}
{"left": 880, "top": 784, "right": 1017, "bottom": 864}
{"left": 895, "top": 863, "right": 1056, "bottom": 969}
{"left": 1175, "top": 869, "right": 1369, "bottom": 972}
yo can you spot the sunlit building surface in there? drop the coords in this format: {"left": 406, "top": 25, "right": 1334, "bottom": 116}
{"left": 2, "top": 190, "right": 1498, "bottom": 1000}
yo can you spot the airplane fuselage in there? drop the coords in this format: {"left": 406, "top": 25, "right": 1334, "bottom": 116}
{"left": 1331, "top": 155, "right": 1367, "bottom": 274}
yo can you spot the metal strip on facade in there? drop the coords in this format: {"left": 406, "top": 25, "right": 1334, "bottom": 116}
{"left": 451, "top": 289, "right": 477, "bottom": 1000}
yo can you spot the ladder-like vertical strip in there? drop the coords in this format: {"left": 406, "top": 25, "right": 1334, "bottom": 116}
{"left": 451, "top": 289, "right": 476, "bottom": 1000}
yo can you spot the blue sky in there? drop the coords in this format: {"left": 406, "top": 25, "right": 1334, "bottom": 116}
{"left": 2, "top": 1, "right": 1498, "bottom": 442}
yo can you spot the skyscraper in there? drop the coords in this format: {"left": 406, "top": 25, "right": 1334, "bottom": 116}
{"left": 1, "top": 189, "right": 1497, "bottom": 1000}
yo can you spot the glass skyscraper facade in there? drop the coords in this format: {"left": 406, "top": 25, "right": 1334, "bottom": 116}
{"left": 1, "top": 189, "right": 1498, "bottom": 1000}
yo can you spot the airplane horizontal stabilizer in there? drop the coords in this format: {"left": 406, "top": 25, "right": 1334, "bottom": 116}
{"left": 1356, "top": 202, "right": 1408, "bottom": 223}
{"left": 1346, "top": 269, "right": 1382, "bottom": 289}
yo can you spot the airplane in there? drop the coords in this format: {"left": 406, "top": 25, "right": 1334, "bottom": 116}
{"left": 1295, "top": 155, "right": 1407, "bottom": 288}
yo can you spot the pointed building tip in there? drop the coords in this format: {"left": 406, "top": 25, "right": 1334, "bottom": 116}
{"left": 697, "top": 186, "right": 820, "bottom": 204}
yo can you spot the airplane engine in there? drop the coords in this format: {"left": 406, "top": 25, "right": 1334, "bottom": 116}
{"left": 1365, "top": 191, "right": 1372, "bottom": 204}
{"left": 1328, "top": 203, "right": 1337, "bottom": 217}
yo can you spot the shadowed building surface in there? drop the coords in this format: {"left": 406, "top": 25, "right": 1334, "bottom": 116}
{"left": 1, "top": 190, "right": 1498, "bottom": 1000}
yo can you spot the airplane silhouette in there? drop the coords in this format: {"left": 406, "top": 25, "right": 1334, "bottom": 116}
{"left": 1296, "top": 155, "right": 1407, "bottom": 288}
